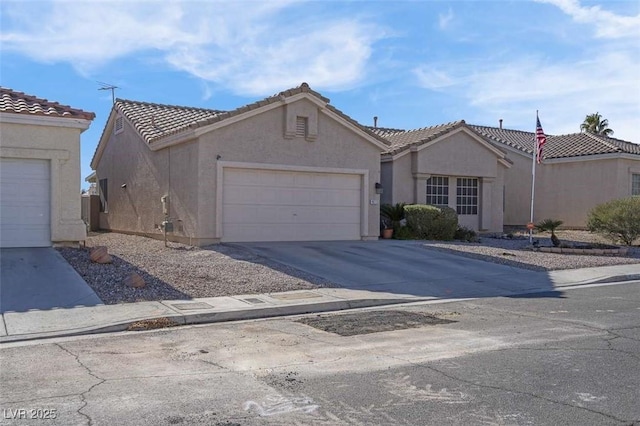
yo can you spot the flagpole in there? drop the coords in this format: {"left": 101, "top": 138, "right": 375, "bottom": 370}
{"left": 529, "top": 111, "right": 538, "bottom": 244}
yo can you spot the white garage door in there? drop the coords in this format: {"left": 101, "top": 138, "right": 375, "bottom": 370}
{"left": 0, "top": 158, "right": 51, "bottom": 247}
{"left": 222, "top": 168, "right": 362, "bottom": 242}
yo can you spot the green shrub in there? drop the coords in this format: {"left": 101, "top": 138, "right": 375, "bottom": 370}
{"left": 454, "top": 226, "right": 479, "bottom": 242}
{"left": 587, "top": 197, "right": 640, "bottom": 246}
{"left": 404, "top": 204, "right": 458, "bottom": 240}
{"left": 393, "top": 225, "right": 415, "bottom": 240}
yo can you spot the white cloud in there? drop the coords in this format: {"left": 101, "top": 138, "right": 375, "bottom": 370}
{"left": 413, "top": 67, "right": 458, "bottom": 90}
{"left": 0, "top": 0, "right": 384, "bottom": 96}
{"left": 438, "top": 8, "right": 454, "bottom": 30}
{"left": 414, "top": 50, "right": 639, "bottom": 140}
{"left": 413, "top": 1, "right": 640, "bottom": 141}
{"left": 534, "top": 0, "right": 640, "bottom": 39}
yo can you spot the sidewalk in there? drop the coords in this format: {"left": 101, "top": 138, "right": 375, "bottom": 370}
{"left": 1, "top": 263, "right": 639, "bottom": 343}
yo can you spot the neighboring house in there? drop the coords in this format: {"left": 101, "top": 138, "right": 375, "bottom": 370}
{"left": 375, "top": 121, "right": 512, "bottom": 232}
{"left": 468, "top": 125, "right": 640, "bottom": 228}
{"left": 374, "top": 119, "right": 640, "bottom": 230}
{"left": 0, "top": 87, "right": 95, "bottom": 247}
{"left": 90, "top": 83, "right": 389, "bottom": 245}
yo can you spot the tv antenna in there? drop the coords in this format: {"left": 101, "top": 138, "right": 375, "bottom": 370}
{"left": 97, "top": 81, "right": 119, "bottom": 104}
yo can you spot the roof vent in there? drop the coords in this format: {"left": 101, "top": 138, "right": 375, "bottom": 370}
{"left": 499, "top": 119, "right": 503, "bottom": 129}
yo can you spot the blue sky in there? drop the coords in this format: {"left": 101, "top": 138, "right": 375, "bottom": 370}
{"left": 1, "top": 0, "right": 638, "bottom": 188}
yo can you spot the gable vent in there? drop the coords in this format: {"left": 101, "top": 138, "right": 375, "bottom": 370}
{"left": 296, "top": 116, "right": 308, "bottom": 138}
{"left": 114, "top": 116, "right": 124, "bottom": 134}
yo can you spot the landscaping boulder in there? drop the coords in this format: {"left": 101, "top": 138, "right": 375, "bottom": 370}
{"left": 89, "top": 246, "right": 112, "bottom": 264}
{"left": 123, "top": 272, "right": 146, "bottom": 288}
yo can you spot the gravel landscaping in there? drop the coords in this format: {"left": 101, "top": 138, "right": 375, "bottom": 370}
{"left": 57, "top": 232, "right": 334, "bottom": 304}
{"left": 57, "top": 230, "right": 639, "bottom": 305}
{"left": 423, "top": 230, "right": 640, "bottom": 271}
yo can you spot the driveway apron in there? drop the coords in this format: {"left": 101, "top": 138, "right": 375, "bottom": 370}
{"left": 0, "top": 247, "right": 103, "bottom": 313}
{"left": 235, "top": 240, "right": 554, "bottom": 299}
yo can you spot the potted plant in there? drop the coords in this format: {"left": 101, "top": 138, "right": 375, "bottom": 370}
{"left": 380, "top": 217, "right": 394, "bottom": 239}
{"left": 380, "top": 203, "right": 407, "bottom": 239}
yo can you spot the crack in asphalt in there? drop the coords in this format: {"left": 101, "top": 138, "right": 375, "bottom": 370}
{"left": 391, "top": 356, "right": 633, "bottom": 424}
{"left": 55, "top": 343, "right": 106, "bottom": 426}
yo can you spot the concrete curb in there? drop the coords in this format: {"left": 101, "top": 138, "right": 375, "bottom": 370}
{"left": 0, "top": 297, "right": 429, "bottom": 344}
{"left": 2, "top": 265, "right": 638, "bottom": 344}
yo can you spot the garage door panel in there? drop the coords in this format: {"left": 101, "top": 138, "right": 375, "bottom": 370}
{"left": 222, "top": 168, "right": 362, "bottom": 242}
{"left": 294, "top": 206, "right": 360, "bottom": 224}
{"left": 0, "top": 158, "right": 51, "bottom": 247}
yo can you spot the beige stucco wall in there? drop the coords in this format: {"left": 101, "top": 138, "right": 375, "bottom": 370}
{"left": 502, "top": 151, "right": 534, "bottom": 226}
{"left": 0, "top": 119, "right": 88, "bottom": 244}
{"left": 96, "top": 119, "right": 201, "bottom": 244}
{"left": 389, "top": 153, "right": 414, "bottom": 205}
{"left": 535, "top": 157, "right": 637, "bottom": 228}
{"left": 95, "top": 97, "right": 383, "bottom": 244}
{"left": 380, "top": 160, "right": 393, "bottom": 205}
{"left": 502, "top": 152, "right": 640, "bottom": 228}
{"left": 383, "top": 130, "right": 506, "bottom": 232}
{"left": 417, "top": 131, "right": 499, "bottom": 178}
{"left": 196, "top": 98, "right": 383, "bottom": 240}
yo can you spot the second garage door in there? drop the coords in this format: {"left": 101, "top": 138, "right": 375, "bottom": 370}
{"left": 0, "top": 158, "right": 51, "bottom": 247}
{"left": 222, "top": 168, "right": 362, "bottom": 242}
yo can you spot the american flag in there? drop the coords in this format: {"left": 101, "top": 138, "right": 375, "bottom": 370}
{"left": 536, "top": 115, "right": 547, "bottom": 164}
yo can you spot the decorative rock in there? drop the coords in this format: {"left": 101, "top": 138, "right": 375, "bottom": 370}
{"left": 123, "top": 272, "right": 145, "bottom": 288}
{"left": 89, "top": 246, "right": 112, "bottom": 264}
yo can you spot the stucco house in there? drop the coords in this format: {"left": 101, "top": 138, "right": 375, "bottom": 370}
{"left": 468, "top": 125, "right": 640, "bottom": 228}
{"left": 0, "top": 87, "right": 95, "bottom": 247}
{"left": 375, "top": 119, "right": 640, "bottom": 231}
{"left": 90, "top": 83, "right": 389, "bottom": 245}
{"left": 375, "top": 121, "right": 512, "bottom": 232}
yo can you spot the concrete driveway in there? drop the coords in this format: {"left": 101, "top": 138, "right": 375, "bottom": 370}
{"left": 236, "top": 240, "right": 556, "bottom": 299}
{"left": 0, "top": 248, "right": 102, "bottom": 313}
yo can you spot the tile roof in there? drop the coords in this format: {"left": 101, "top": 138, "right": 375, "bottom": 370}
{"left": 375, "top": 121, "right": 467, "bottom": 155}
{"left": 114, "top": 82, "right": 389, "bottom": 146}
{"left": 0, "top": 87, "right": 95, "bottom": 120}
{"left": 115, "top": 99, "right": 224, "bottom": 143}
{"left": 468, "top": 125, "right": 640, "bottom": 159}
{"left": 366, "top": 126, "right": 407, "bottom": 138}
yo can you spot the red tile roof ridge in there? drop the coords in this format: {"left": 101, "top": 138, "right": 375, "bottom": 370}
{"left": 0, "top": 86, "right": 95, "bottom": 120}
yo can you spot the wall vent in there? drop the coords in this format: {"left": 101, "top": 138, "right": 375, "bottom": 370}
{"left": 114, "top": 116, "right": 124, "bottom": 134}
{"left": 296, "top": 116, "right": 308, "bottom": 138}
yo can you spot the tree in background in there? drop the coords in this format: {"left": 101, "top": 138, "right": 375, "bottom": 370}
{"left": 580, "top": 112, "right": 614, "bottom": 136}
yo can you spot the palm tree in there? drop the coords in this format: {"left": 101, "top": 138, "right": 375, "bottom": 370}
{"left": 536, "top": 218, "right": 564, "bottom": 247}
{"left": 580, "top": 112, "right": 614, "bottom": 136}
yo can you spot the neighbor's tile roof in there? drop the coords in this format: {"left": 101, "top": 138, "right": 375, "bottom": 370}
{"left": 373, "top": 121, "right": 466, "bottom": 155}
{"left": 0, "top": 87, "right": 95, "bottom": 120}
{"left": 468, "top": 124, "right": 640, "bottom": 159}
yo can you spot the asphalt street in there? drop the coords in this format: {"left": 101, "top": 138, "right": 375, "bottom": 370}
{"left": 0, "top": 281, "right": 638, "bottom": 425}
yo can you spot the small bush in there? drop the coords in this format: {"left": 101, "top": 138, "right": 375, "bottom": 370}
{"left": 587, "top": 197, "right": 640, "bottom": 246}
{"left": 404, "top": 204, "right": 458, "bottom": 240}
{"left": 535, "top": 218, "right": 564, "bottom": 247}
{"left": 454, "top": 226, "right": 479, "bottom": 242}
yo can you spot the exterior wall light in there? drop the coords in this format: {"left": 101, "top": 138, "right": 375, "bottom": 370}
{"left": 375, "top": 182, "right": 383, "bottom": 195}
